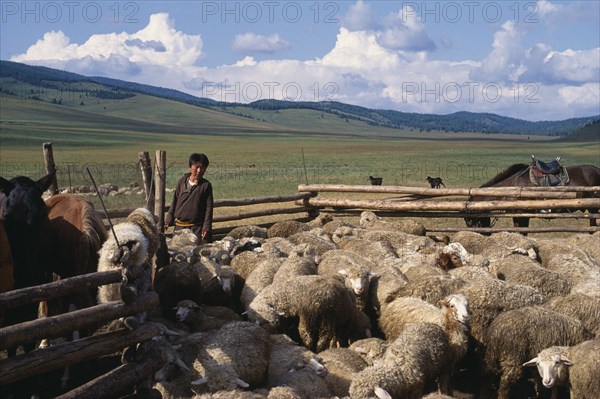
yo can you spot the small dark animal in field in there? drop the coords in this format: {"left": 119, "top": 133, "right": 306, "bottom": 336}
{"left": 369, "top": 176, "right": 383, "bottom": 186}
{"left": 427, "top": 176, "right": 446, "bottom": 188}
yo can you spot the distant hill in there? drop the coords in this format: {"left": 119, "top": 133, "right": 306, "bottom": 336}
{"left": 560, "top": 119, "right": 600, "bottom": 142}
{"left": 1, "top": 60, "right": 598, "bottom": 136}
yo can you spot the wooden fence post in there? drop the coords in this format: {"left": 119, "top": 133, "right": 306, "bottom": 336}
{"left": 43, "top": 142, "right": 59, "bottom": 195}
{"left": 154, "top": 150, "right": 166, "bottom": 232}
{"left": 138, "top": 151, "right": 154, "bottom": 211}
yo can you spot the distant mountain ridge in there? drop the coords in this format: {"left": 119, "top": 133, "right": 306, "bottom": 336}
{"left": 1, "top": 60, "right": 598, "bottom": 136}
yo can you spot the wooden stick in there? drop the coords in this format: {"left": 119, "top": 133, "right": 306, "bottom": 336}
{"left": 213, "top": 206, "right": 316, "bottom": 223}
{"left": 298, "top": 184, "right": 599, "bottom": 197}
{"left": 55, "top": 341, "right": 167, "bottom": 399}
{"left": 43, "top": 142, "right": 59, "bottom": 195}
{"left": 300, "top": 197, "right": 600, "bottom": 212}
{"left": 322, "top": 209, "right": 599, "bottom": 220}
{"left": 216, "top": 192, "right": 316, "bottom": 207}
{"left": 427, "top": 226, "right": 600, "bottom": 233}
{"left": 0, "top": 292, "right": 159, "bottom": 351}
{"left": 0, "top": 270, "right": 122, "bottom": 311}
{"left": 138, "top": 151, "right": 154, "bottom": 210}
{"left": 0, "top": 324, "right": 160, "bottom": 385}
{"left": 154, "top": 150, "right": 166, "bottom": 232}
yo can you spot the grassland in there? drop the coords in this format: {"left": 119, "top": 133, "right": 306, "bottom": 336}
{"left": 1, "top": 92, "right": 598, "bottom": 229}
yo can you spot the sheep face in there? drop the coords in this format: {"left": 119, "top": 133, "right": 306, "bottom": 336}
{"left": 338, "top": 269, "right": 370, "bottom": 296}
{"left": 294, "top": 353, "right": 327, "bottom": 377}
{"left": 442, "top": 294, "right": 470, "bottom": 326}
{"left": 175, "top": 299, "right": 199, "bottom": 322}
{"left": 523, "top": 353, "right": 572, "bottom": 389}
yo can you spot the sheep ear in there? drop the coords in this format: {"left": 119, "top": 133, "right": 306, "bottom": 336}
{"left": 374, "top": 386, "right": 392, "bottom": 399}
{"left": 559, "top": 355, "right": 574, "bottom": 366}
{"left": 191, "top": 376, "right": 209, "bottom": 385}
{"left": 368, "top": 271, "right": 380, "bottom": 278}
{"left": 235, "top": 378, "right": 249, "bottom": 388}
{"left": 338, "top": 269, "right": 348, "bottom": 276}
{"left": 523, "top": 357, "right": 538, "bottom": 367}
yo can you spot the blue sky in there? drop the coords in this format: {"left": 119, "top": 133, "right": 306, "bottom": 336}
{"left": 2, "top": 0, "right": 599, "bottom": 121}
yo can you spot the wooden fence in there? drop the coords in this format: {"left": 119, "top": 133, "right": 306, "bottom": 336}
{"left": 295, "top": 184, "right": 600, "bottom": 234}
{"left": 0, "top": 271, "right": 165, "bottom": 398}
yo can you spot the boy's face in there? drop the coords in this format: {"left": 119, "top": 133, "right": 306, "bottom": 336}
{"left": 189, "top": 162, "right": 207, "bottom": 183}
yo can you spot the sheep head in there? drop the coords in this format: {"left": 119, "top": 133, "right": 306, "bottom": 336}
{"left": 440, "top": 294, "right": 470, "bottom": 327}
{"left": 523, "top": 348, "right": 572, "bottom": 389}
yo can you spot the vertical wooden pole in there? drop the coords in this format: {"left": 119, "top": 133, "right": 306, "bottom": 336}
{"left": 138, "top": 152, "right": 153, "bottom": 210}
{"left": 154, "top": 150, "right": 166, "bottom": 232}
{"left": 42, "top": 142, "right": 59, "bottom": 195}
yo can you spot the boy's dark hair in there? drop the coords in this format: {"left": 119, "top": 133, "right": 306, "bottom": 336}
{"left": 189, "top": 153, "right": 209, "bottom": 167}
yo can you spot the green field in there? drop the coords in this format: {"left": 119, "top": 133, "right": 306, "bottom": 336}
{"left": 1, "top": 93, "right": 598, "bottom": 213}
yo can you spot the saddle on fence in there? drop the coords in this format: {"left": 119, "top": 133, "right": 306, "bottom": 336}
{"left": 529, "top": 155, "right": 570, "bottom": 186}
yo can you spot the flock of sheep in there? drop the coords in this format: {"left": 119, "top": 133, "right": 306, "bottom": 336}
{"left": 96, "top": 209, "right": 600, "bottom": 399}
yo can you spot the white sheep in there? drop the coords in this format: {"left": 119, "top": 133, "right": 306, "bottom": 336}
{"left": 543, "top": 293, "right": 600, "bottom": 337}
{"left": 349, "top": 322, "right": 451, "bottom": 399}
{"left": 379, "top": 294, "right": 470, "bottom": 394}
{"left": 318, "top": 347, "right": 369, "bottom": 397}
{"left": 191, "top": 321, "right": 272, "bottom": 393}
{"left": 523, "top": 338, "right": 600, "bottom": 399}
{"left": 97, "top": 208, "right": 158, "bottom": 328}
{"left": 246, "top": 275, "right": 371, "bottom": 352}
{"left": 317, "top": 249, "right": 378, "bottom": 310}
{"left": 484, "top": 306, "right": 593, "bottom": 399}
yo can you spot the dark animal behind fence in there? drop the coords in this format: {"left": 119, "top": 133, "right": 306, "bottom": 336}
{"left": 464, "top": 163, "right": 600, "bottom": 229}
{"left": 0, "top": 173, "right": 55, "bottom": 352}
{"left": 369, "top": 176, "right": 383, "bottom": 186}
{"left": 427, "top": 176, "right": 446, "bottom": 188}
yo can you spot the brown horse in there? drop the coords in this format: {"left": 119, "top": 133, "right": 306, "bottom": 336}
{"left": 465, "top": 163, "right": 600, "bottom": 229}
{"left": 44, "top": 193, "right": 108, "bottom": 318}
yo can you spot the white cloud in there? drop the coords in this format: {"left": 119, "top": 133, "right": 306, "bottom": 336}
{"left": 12, "top": 13, "right": 202, "bottom": 75}
{"left": 9, "top": 4, "right": 600, "bottom": 121}
{"left": 231, "top": 33, "right": 290, "bottom": 54}
{"left": 342, "top": 0, "right": 378, "bottom": 31}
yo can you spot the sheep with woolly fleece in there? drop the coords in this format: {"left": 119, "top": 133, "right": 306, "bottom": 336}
{"left": 267, "top": 220, "right": 310, "bottom": 238}
{"left": 194, "top": 390, "right": 267, "bottom": 399}
{"left": 364, "top": 258, "right": 409, "bottom": 317}
{"left": 227, "top": 225, "right": 268, "bottom": 240}
{"left": 153, "top": 258, "right": 203, "bottom": 315}
{"left": 349, "top": 322, "right": 451, "bottom": 399}
{"left": 565, "top": 233, "right": 600, "bottom": 263}
{"left": 335, "top": 236, "right": 398, "bottom": 263}
{"left": 455, "top": 277, "right": 546, "bottom": 346}
{"left": 421, "top": 394, "right": 457, "bottom": 399}
{"left": 489, "top": 231, "right": 539, "bottom": 259}
{"left": 450, "top": 231, "right": 529, "bottom": 261}
{"left": 246, "top": 275, "right": 371, "bottom": 352}
{"left": 167, "top": 228, "right": 198, "bottom": 257}
{"left": 307, "top": 212, "right": 334, "bottom": 228}
{"left": 195, "top": 260, "right": 244, "bottom": 311}
{"left": 286, "top": 231, "right": 337, "bottom": 257}
{"left": 230, "top": 250, "right": 269, "bottom": 281}
{"left": 349, "top": 337, "right": 389, "bottom": 366}
{"left": 448, "top": 265, "right": 496, "bottom": 284}
{"left": 359, "top": 210, "right": 426, "bottom": 236}
{"left": 483, "top": 306, "right": 593, "bottom": 399}
{"left": 317, "top": 249, "right": 378, "bottom": 311}
{"left": 320, "top": 218, "right": 357, "bottom": 237}
{"left": 379, "top": 294, "right": 470, "bottom": 393}
{"left": 97, "top": 208, "right": 158, "bottom": 329}
{"left": 266, "top": 334, "right": 327, "bottom": 385}
{"left": 488, "top": 254, "right": 571, "bottom": 299}
{"left": 270, "top": 256, "right": 318, "bottom": 285}
{"left": 536, "top": 239, "right": 600, "bottom": 297}
{"left": 543, "top": 293, "right": 600, "bottom": 337}
{"left": 357, "top": 228, "right": 441, "bottom": 256}
{"left": 191, "top": 321, "right": 272, "bottom": 394}
{"left": 240, "top": 257, "right": 284, "bottom": 309}
{"left": 318, "top": 347, "right": 369, "bottom": 397}
{"left": 393, "top": 273, "right": 466, "bottom": 306}
{"left": 174, "top": 299, "right": 242, "bottom": 332}
{"left": 523, "top": 338, "right": 600, "bottom": 399}
{"left": 265, "top": 335, "right": 330, "bottom": 399}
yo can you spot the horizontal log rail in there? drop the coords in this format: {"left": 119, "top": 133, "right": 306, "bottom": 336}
{"left": 298, "top": 184, "right": 600, "bottom": 198}
{"left": 325, "top": 210, "right": 599, "bottom": 220}
{"left": 55, "top": 341, "right": 167, "bottom": 399}
{"left": 0, "top": 270, "right": 123, "bottom": 311}
{"left": 213, "top": 206, "right": 316, "bottom": 223}
{"left": 0, "top": 292, "right": 159, "bottom": 351}
{"left": 427, "top": 226, "right": 600, "bottom": 234}
{"left": 0, "top": 323, "right": 160, "bottom": 385}
{"left": 299, "top": 197, "right": 600, "bottom": 212}
{"left": 215, "top": 192, "right": 316, "bottom": 207}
